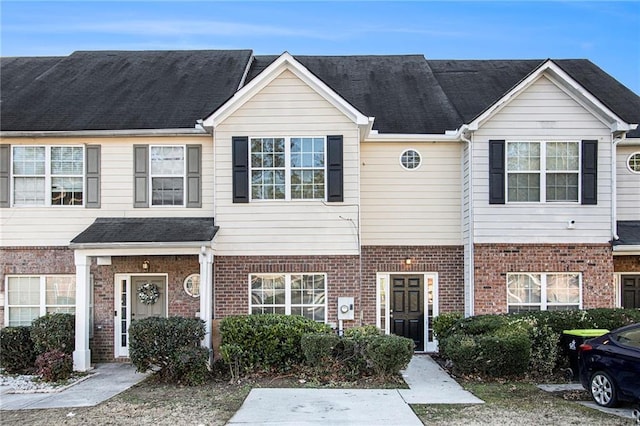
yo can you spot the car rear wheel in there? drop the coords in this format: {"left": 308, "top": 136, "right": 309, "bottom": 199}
{"left": 590, "top": 371, "right": 618, "bottom": 408}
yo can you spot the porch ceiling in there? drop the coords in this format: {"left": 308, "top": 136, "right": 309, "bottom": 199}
{"left": 70, "top": 217, "right": 218, "bottom": 247}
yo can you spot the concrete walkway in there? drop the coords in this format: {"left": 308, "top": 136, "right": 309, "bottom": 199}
{"left": 0, "top": 363, "right": 147, "bottom": 410}
{"left": 226, "top": 355, "right": 483, "bottom": 425}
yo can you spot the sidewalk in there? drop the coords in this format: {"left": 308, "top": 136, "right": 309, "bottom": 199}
{"left": 226, "top": 355, "right": 483, "bottom": 425}
{"left": 0, "top": 363, "right": 147, "bottom": 410}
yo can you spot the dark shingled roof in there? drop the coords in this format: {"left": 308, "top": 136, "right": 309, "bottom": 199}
{"left": 247, "top": 55, "right": 463, "bottom": 134}
{"left": 1, "top": 50, "right": 252, "bottom": 131}
{"left": 71, "top": 217, "right": 218, "bottom": 245}
{"left": 615, "top": 221, "right": 640, "bottom": 246}
{"left": 2, "top": 51, "right": 639, "bottom": 135}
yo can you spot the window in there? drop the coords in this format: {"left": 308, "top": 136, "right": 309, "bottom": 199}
{"left": 12, "top": 146, "right": 84, "bottom": 206}
{"left": 250, "top": 137, "right": 325, "bottom": 200}
{"left": 507, "top": 273, "right": 581, "bottom": 313}
{"left": 507, "top": 141, "right": 579, "bottom": 202}
{"left": 400, "top": 149, "right": 421, "bottom": 170}
{"left": 6, "top": 275, "right": 76, "bottom": 326}
{"left": 150, "top": 146, "right": 185, "bottom": 206}
{"left": 628, "top": 152, "right": 640, "bottom": 174}
{"left": 250, "top": 273, "right": 326, "bottom": 322}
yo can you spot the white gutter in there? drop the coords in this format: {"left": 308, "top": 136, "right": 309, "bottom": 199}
{"left": 459, "top": 125, "right": 474, "bottom": 317}
{"left": 364, "top": 129, "right": 463, "bottom": 143}
{"left": 0, "top": 127, "right": 210, "bottom": 138}
{"left": 69, "top": 241, "right": 211, "bottom": 250}
{"left": 611, "top": 133, "right": 625, "bottom": 242}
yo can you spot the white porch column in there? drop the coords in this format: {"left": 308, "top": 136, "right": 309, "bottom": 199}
{"left": 199, "top": 247, "right": 214, "bottom": 355}
{"left": 73, "top": 251, "right": 91, "bottom": 371}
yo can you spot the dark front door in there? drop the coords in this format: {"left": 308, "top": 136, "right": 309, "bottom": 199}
{"left": 622, "top": 275, "right": 640, "bottom": 309}
{"left": 391, "top": 275, "right": 424, "bottom": 351}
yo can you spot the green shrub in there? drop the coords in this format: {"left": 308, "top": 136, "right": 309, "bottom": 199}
{"left": 301, "top": 332, "right": 413, "bottom": 379}
{"left": 433, "top": 312, "right": 464, "bottom": 341}
{"left": 35, "top": 349, "right": 73, "bottom": 382}
{"left": 477, "top": 330, "right": 531, "bottom": 377}
{"left": 452, "top": 314, "right": 511, "bottom": 336}
{"left": 220, "top": 314, "right": 331, "bottom": 372}
{"left": 220, "top": 343, "right": 244, "bottom": 381}
{"left": 343, "top": 325, "right": 383, "bottom": 339}
{"left": 31, "top": 313, "right": 75, "bottom": 355}
{"left": 129, "top": 316, "right": 207, "bottom": 384}
{"left": 171, "top": 346, "right": 210, "bottom": 386}
{"left": 301, "top": 333, "right": 341, "bottom": 367}
{"left": 444, "top": 334, "right": 479, "bottom": 375}
{"left": 0, "top": 326, "right": 36, "bottom": 373}
{"left": 364, "top": 335, "right": 414, "bottom": 376}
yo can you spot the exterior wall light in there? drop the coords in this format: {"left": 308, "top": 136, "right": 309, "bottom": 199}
{"left": 142, "top": 260, "right": 150, "bottom": 271}
{"left": 405, "top": 257, "right": 412, "bottom": 265}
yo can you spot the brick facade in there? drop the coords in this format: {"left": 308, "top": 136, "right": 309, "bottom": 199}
{"left": 613, "top": 254, "right": 640, "bottom": 273}
{"left": 473, "top": 243, "right": 615, "bottom": 314}
{"left": 360, "top": 245, "right": 465, "bottom": 323}
{"left": 213, "top": 255, "right": 361, "bottom": 325}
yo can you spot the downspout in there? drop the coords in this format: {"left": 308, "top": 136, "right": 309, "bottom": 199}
{"left": 611, "top": 134, "right": 625, "bottom": 242}
{"left": 459, "top": 126, "right": 474, "bottom": 317}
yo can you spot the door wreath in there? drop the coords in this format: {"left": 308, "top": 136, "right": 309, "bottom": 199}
{"left": 138, "top": 282, "right": 160, "bottom": 305}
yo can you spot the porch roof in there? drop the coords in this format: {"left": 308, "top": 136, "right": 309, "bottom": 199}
{"left": 614, "top": 221, "right": 640, "bottom": 246}
{"left": 70, "top": 217, "right": 218, "bottom": 247}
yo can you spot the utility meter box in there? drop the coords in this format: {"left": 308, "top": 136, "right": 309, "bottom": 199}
{"left": 337, "top": 297, "right": 355, "bottom": 320}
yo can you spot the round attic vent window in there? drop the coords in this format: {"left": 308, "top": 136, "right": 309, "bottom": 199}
{"left": 400, "top": 149, "right": 421, "bottom": 170}
{"left": 628, "top": 152, "right": 640, "bottom": 174}
{"left": 183, "top": 274, "right": 200, "bottom": 298}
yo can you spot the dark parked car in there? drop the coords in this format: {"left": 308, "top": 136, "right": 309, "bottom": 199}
{"left": 578, "top": 323, "right": 640, "bottom": 408}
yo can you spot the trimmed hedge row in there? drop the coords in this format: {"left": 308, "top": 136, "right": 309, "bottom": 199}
{"left": 0, "top": 313, "right": 75, "bottom": 380}
{"left": 220, "top": 314, "right": 331, "bottom": 373}
{"left": 434, "top": 308, "right": 640, "bottom": 379}
{"left": 301, "top": 329, "right": 414, "bottom": 379}
{"left": 129, "top": 316, "right": 209, "bottom": 385}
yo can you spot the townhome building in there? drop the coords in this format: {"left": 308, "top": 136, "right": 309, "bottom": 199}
{"left": 1, "top": 50, "right": 639, "bottom": 371}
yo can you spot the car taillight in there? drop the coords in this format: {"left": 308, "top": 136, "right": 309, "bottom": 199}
{"left": 579, "top": 343, "right": 593, "bottom": 352}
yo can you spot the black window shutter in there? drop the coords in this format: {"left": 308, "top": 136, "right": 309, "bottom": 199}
{"left": 581, "top": 140, "right": 597, "bottom": 205}
{"left": 488, "top": 140, "right": 505, "bottom": 204}
{"left": 0, "top": 144, "right": 10, "bottom": 208}
{"left": 232, "top": 137, "right": 249, "bottom": 203}
{"left": 327, "top": 135, "right": 344, "bottom": 202}
{"left": 85, "top": 145, "right": 101, "bottom": 208}
{"left": 186, "top": 144, "right": 202, "bottom": 208}
{"left": 133, "top": 145, "right": 149, "bottom": 207}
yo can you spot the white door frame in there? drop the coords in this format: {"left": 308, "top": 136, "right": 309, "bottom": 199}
{"left": 114, "top": 273, "right": 168, "bottom": 358}
{"left": 376, "top": 272, "right": 439, "bottom": 352}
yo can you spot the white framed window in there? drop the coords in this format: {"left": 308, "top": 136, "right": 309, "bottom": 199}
{"left": 400, "top": 149, "right": 421, "bottom": 170}
{"left": 507, "top": 272, "right": 581, "bottom": 313}
{"left": 250, "top": 273, "right": 326, "bottom": 322}
{"left": 5, "top": 275, "right": 76, "bottom": 326}
{"left": 250, "top": 137, "right": 326, "bottom": 201}
{"left": 506, "top": 141, "right": 579, "bottom": 203}
{"left": 12, "top": 146, "right": 84, "bottom": 206}
{"left": 150, "top": 145, "right": 185, "bottom": 206}
{"left": 627, "top": 152, "right": 640, "bottom": 174}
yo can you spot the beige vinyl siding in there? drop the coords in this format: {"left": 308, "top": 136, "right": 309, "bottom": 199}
{"left": 617, "top": 143, "right": 640, "bottom": 220}
{"left": 360, "top": 142, "right": 462, "bottom": 245}
{"left": 213, "top": 69, "right": 360, "bottom": 256}
{"left": 473, "top": 75, "right": 613, "bottom": 244}
{"left": 0, "top": 135, "right": 213, "bottom": 246}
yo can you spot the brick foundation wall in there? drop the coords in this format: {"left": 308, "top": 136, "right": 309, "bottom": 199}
{"left": 213, "top": 255, "right": 361, "bottom": 326}
{"left": 360, "top": 246, "right": 465, "bottom": 323}
{"left": 474, "top": 244, "right": 614, "bottom": 314}
{"left": 614, "top": 255, "right": 640, "bottom": 273}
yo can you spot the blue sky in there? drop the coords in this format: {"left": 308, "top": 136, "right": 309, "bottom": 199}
{"left": 2, "top": 1, "right": 639, "bottom": 93}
